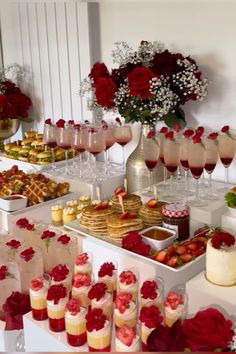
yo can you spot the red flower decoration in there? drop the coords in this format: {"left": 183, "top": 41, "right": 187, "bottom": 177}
{"left": 115, "top": 293, "right": 132, "bottom": 314}
{"left": 56, "top": 119, "right": 65, "bottom": 128}
{"left": 147, "top": 130, "right": 155, "bottom": 139}
{"left": 65, "top": 298, "right": 81, "bottom": 315}
{"left": 95, "top": 77, "right": 117, "bottom": 109}
{"left": 183, "top": 129, "right": 194, "bottom": 138}
{"left": 31, "top": 277, "right": 43, "bottom": 291}
{"left": 160, "top": 127, "right": 168, "bottom": 134}
{"left": 211, "top": 231, "right": 235, "bottom": 249}
{"left": 26, "top": 223, "right": 35, "bottom": 231}
{"left": 74, "top": 124, "right": 81, "bottom": 130}
{"left": 140, "top": 280, "right": 158, "bottom": 300}
{"left": 68, "top": 120, "right": 75, "bottom": 126}
{"left": 0, "top": 266, "right": 8, "bottom": 280}
{"left": 192, "top": 133, "right": 202, "bottom": 144}
{"left": 98, "top": 262, "right": 116, "bottom": 277}
{"left": 45, "top": 118, "right": 52, "bottom": 125}
{"left": 132, "top": 241, "right": 151, "bottom": 257}
{"left": 139, "top": 305, "right": 163, "bottom": 328}
{"left": 89, "top": 62, "right": 109, "bottom": 84}
{"left": 128, "top": 66, "right": 157, "bottom": 99}
{"left": 75, "top": 252, "right": 89, "bottom": 266}
{"left": 41, "top": 230, "right": 56, "bottom": 240}
{"left": 119, "top": 270, "right": 137, "bottom": 285}
{"left": 47, "top": 284, "right": 67, "bottom": 305}
{"left": 57, "top": 234, "right": 70, "bottom": 245}
{"left": 122, "top": 232, "right": 142, "bottom": 251}
{"left": 50, "top": 264, "right": 69, "bottom": 282}
{"left": 221, "top": 125, "right": 229, "bottom": 133}
{"left": 164, "top": 291, "right": 183, "bottom": 310}
{"left": 73, "top": 273, "right": 91, "bottom": 288}
{"left": 195, "top": 126, "right": 204, "bottom": 135}
{"left": 183, "top": 308, "right": 234, "bottom": 351}
{"left": 86, "top": 308, "right": 106, "bottom": 332}
{"left": 173, "top": 124, "right": 181, "bottom": 133}
{"left": 16, "top": 218, "right": 29, "bottom": 229}
{"left": 208, "top": 132, "right": 218, "bottom": 140}
{"left": 6, "top": 239, "right": 21, "bottom": 249}
{"left": 165, "top": 131, "right": 174, "bottom": 140}
{"left": 20, "top": 247, "right": 35, "bottom": 262}
{"left": 88, "top": 282, "right": 107, "bottom": 301}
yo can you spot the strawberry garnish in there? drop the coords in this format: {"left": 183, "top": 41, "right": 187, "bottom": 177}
{"left": 147, "top": 199, "right": 158, "bottom": 208}
{"left": 119, "top": 270, "right": 137, "bottom": 285}
{"left": 186, "top": 242, "right": 198, "bottom": 251}
{"left": 167, "top": 245, "right": 176, "bottom": 256}
{"left": 114, "top": 187, "right": 123, "bottom": 196}
{"left": 179, "top": 254, "right": 193, "bottom": 263}
{"left": 119, "top": 191, "right": 127, "bottom": 199}
{"left": 115, "top": 293, "right": 132, "bottom": 314}
{"left": 116, "top": 326, "right": 136, "bottom": 347}
{"left": 192, "top": 249, "right": 205, "bottom": 257}
{"left": 129, "top": 212, "right": 137, "bottom": 219}
{"left": 11, "top": 165, "right": 19, "bottom": 173}
{"left": 94, "top": 201, "right": 109, "bottom": 210}
{"left": 176, "top": 245, "right": 187, "bottom": 255}
{"left": 119, "top": 211, "right": 130, "bottom": 220}
{"left": 164, "top": 291, "right": 183, "bottom": 310}
{"left": 166, "top": 256, "right": 182, "bottom": 268}
{"left": 155, "top": 250, "right": 168, "bottom": 263}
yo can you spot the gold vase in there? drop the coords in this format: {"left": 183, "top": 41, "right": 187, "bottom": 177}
{"left": 0, "top": 118, "right": 20, "bottom": 150}
{"left": 126, "top": 124, "right": 164, "bottom": 193}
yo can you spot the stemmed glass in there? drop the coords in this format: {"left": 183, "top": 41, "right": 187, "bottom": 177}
{"left": 143, "top": 133, "right": 160, "bottom": 196}
{"left": 157, "top": 127, "right": 168, "bottom": 189}
{"left": 180, "top": 128, "right": 194, "bottom": 194}
{"left": 204, "top": 132, "right": 219, "bottom": 199}
{"left": 56, "top": 123, "right": 73, "bottom": 175}
{"left": 102, "top": 124, "right": 116, "bottom": 175}
{"left": 85, "top": 126, "right": 106, "bottom": 183}
{"left": 114, "top": 125, "right": 132, "bottom": 170}
{"left": 218, "top": 126, "right": 236, "bottom": 192}
{"left": 188, "top": 135, "right": 207, "bottom": 207}
{"left": 71, "top": 124, "right": 87, "bottom": 178}
{"left": 43, "top": 120, "right": 57, "bottom": 174}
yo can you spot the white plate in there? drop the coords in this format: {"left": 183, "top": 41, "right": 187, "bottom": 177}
{"left": 140, "top": 226, "right": 177, "bottom": 250}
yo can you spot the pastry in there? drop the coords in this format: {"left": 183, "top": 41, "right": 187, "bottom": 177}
{"left": 114, "top": 293, "right": 137, "bottom": 329}
{"left": 30, "top": 277, "right": 49, "bottom": 321}
{"left": 47, "top": 284, "right": 68, "bottom": 332}
{"left": 139, "top": 199, "right": 166, "bottom": 227}
{"left": 63, "top": 207, "right": 76, "bottom": 224}
{"left": 51, "top": 204, "right": 63, "bottom": 226}
{"left": 86, "top": 308, "right": 111, "bottom": 352}
{"left": 65, "top": 299, "right": 87, "bottom": 347}
{"left": 66, "top": 199, "right": 78, "bottom": 208}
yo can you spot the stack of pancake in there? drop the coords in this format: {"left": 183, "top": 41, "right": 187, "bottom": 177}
{"left": 107, "top": 213, "right": 144, "bottom": 244}
{"left": 139, "top": 199, "right": 166, "bottom": 227}
{"left": 80, "top": 203, "right": 114, "bottom": 236}
{"left": 111, "top": 193, "right": 142, "bottom": 214}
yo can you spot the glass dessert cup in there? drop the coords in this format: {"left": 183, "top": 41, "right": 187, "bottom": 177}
{"left": 117, "top": 268, "right": 139, "bottom": 302}
{"left": 114, "top": 300, "right": 137, "bottom": 329}
{"left": 204, "top": 137, "right": 219, "bottom": 200}
{"left": 72, "top": 272, "right": 93, "bottom": 308}
{"left": 87, "top": 320, "right": 111, "bottom": 352}
{"left": 142, "top": 135, "right": 160, "bottom": 196}
{"left": 74, "top": 252, "right": 93, "bottom": 276}
{"left": 115, "top": 325, "right": 140, "bottom": 352}
{"left": 140, "top": 276, "right": 164, "bottom": 309}
{"left": 30, "top": 279, "right": 49, "bottom": 321}
{"left": 98, "top": 260, "right": 118, "bottom": 300}
{"left": 114, "top": 125, "right": 132, "bottom": 171}
{"left": 65, "top": 307, "right": 87, "bottom": 347}
{"left": 54, "top": 235, "right": 78, "bottom": 268}
{"left": 43, "top": 123, "right": 57, "bottom": 175}
{"left": 47, "top": 296, "right": 67, "bottom": 332}
{"left": 164, "top": 284, "right": 188, "bottom": 328}
{"left": 0, "top": 261, "right": 21, "bottom": 309}
{"left": 91, "top": 292, "right": 113, "bottom": 319}
{"left": 51, "top": 204, "right": 64, "bottom": 227}
{"left": 39, "top": 230, "right": 58, "bottom": 273}
{"left": 3, "top": 238, "right": 23, "bottom": 262}
{"left": 50, "top": 264, "right": 73, "bottom": 293}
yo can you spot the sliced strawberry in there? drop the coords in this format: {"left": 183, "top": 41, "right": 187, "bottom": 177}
{"left": 192, "top": 249, "right": 205, "bottom": 257}
{"left": 119, "top": 211, "right": 130, "bottom": 220}
{"left": 167, "top": 245, "right": 176, "bottom": 256}
{"left": 0, "top": 176, "right": 7, "bottom": 183}
{"left": 147, "top": 199, "right": 157, "bottom": 208}
{"left": 194, "top": 226, "right": 209, "bottom": 237}
{"left": 186, "top": 242, "right": 198, "bottom": 251}
{"left": 114, "top": 187, "right": 124, "bottom": 196}
{"left": 166, "top": 256, "right": 181, "bottom": 268}
{"left": 119, "top": 191, "right": 127, "bottom": 199}
{"left": 94, "top": 201, "right": 108, "bottom": 210}
{"left": 179, "top": 253, "right": 192, "bottom": 263}
{"left": 129, "top": 212, "right": 137, "bottom": 219}
{"left": 11, "top": 165, "right": 19, "bottom": 173}
{"left": 156, "top": 250, "right": 168, "bottom": 263}
{"left": 149, "top": 249, "right": 158, "bottom": 259}
{"left": 176, "top": 245, "right": 187, "bottom": 255}
{"left": 196, "top": 236, "right": 208, "bottom": 243}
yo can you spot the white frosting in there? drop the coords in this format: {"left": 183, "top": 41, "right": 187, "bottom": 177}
{"left": 206, "top": 239, "right": 236, "bottom": 286}
{"left": 51, "top": 205, "right": 63, "bottom": 211}
{"left": 63, "top": 207, "right": 76, "bottom": 215}
{"left": 74, "top": 262, "right": 92, "bottom": 274}
{"left": 65, "top": 306, "right": 86, "bottom": 322}
{"left": 115, "top": 335, "right": 140, "bottom": 352}
{"left": 114, "top": 301, "right": 136, "bottom": 318}
{"left": 164, "top": 304, "right": 185, "bottom": 320}
{"left": 91, "top": 292, "right": 112, "bottom": 307}
{"left": 30, "top": 286, "right": 48, "bottom": 298}
{"left": 88, "top": 320, "right": 110, "bottom": 338}
{"left": 66, "top": 200, "right": 78, "bottom": 207}
{"left": 47, "top": 297, "right": 67, "bottom": 310}
{"left": 118, "top": 282, "right": 138, "bottom": 293}
{"left": 141, "top": 324, "right": 153, "bottom": 338}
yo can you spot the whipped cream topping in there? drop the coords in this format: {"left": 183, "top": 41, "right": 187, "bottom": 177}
{"left": 165, "top": 304, "right": 185, "bottom": 319}
{"left": 119, "top": 282, "right": 138, "bottom": 293}
{"left": 47, "top": 297, "right": 68, "bottom": 310}
{"left": 63, "top": 207, "right": 76, "bottom": 215}
{"left": 115, "top": 300, "right": 136, "bottom": 317}
{"left": 66, "top": 200, "right": 78, "bottom": 207}
{"left": 51, "top": 204, "right": 63, "bottom": 211}
{"left": 80, "top": 196, "right": 90, "bottom": 202}
{"left": 30, "top": 284, "right": 48, "bottom": 298}
{"left": 74, "top": 262, "right": 92, "bottom": 274}
{"left": 65, "top": 306, "right": 86, "bottom": 321}
{"left": 92, "top": 292, "right": 112, "bottom": 307}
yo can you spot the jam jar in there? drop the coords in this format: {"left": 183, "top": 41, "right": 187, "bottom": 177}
{"left": 161, "top": 203, "right": 190, "bottom": 241}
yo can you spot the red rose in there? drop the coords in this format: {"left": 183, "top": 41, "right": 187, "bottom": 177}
{"left": 45, "top": 118, "right": 52, "bottom": 125}
{"left": 140, "top": 280, "right": 158, "bottom": 300}
{"left": 192, "top": 133, "right": 202, "bottom": 144}
{"left": 211, "top": 231, "right": 235, "bottom": 249}
{"left": 47, "top": 284, "right": 67, "bottom": 305}
{"left": 165, "top": 131, "right": 174, "bottom": 140}
{"left": 6, "top": 239, "right": 21, "bottom": 249}
{"left": 150, "top": 49, "right": 184, "bottom": 76}
{"left": 65, "top": 299, "right": 80, "bottom": 315}
{"left": 31, "top": 277, "right": 44, "bottom": 291}
{"left": 41, "top": 230, "right": 56, "bottom": 240}
{"left": 221, "top": 125, "right": 229, "bottom": 133}
{"left": 56, "top": 119, "right": 65, "bottom": 128}
{"left": 183, "top": 308, "right": 234, "bottom": 351}
{"left": 195, "top": 126, "right": 204, "bottom": 135}
{"left": 67, "top": 120, "right": 74, "bottom": 126}
{"left": 26, "top": 223, "right": 34, "bottom": 231}
{"left": 57, "top": 234, "right": 70, "bottom": 245}
{"left": 50, "top": 264, "right": 69, "bottom": 281}
{"left": 89, "top": 62, "right": 109, "bottom": 84}
{"left": 86, "top": 308, "right": 106, "bottom": 332}
{"left": 20, "top": 247, "right": 35, "bottom": 262}
{"left": 160, "top": 127, "right": 168, "bottom": 134}
{"left": 147, "top": 130, "right": 155, "bottom": 139}
{"left": 132, "top": 240, "right": 151, "bottom": 257}
{"left": 1, "top": 291, "right": 31, "bottom": 330}
{"left": 128, "top": 66, "right": 156, "bottom": 99}
{"left": 139, "top": 305, "right": 163, "bottom": 329}
{"left": 122, "top": 232, "right": 142, "bottom": 251}
{"left": 183, "top": 129, "right": 194, "bottom": 138}
{"left": 88, "top": 282, "right": 107, "bottom": 301}
{"left": 95, "top": 77, "right": 117, "bottom": 109}
{"left": 74, "top": 124, "right": 81, "bottom": 130}
{"left": 208, "top": 132, "right": 218, "bottom": 140}
{"left": 98, "top": 262, "right": 116, "bottom": 277}
{"left": 0, "top": 266, "right": 8, "bottom": 280}
{"left": 16, "top": 217, "right": 29, "bottom": 229}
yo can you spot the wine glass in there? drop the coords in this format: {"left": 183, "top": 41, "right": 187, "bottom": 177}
{"left": 85, "top": 126, "right": 106, "bottom": 183}
{"left": 204, "top": 133, "right": 219, "bottom": 199}
{"left": 188, "top": 136, "right": 207, "bottom": 207}
{"left": 43, "top": 122, "right": 57, "bottom": 173}
{"left": 157, "top": 128, "right": 169, "bottom": 189}
{"left": 142, "top": 134, "right": 160, "bottom": 196}
{"left": 102, "top": 124, "right": 116, "bottom": 175}
{"left": 114, "top": 125, "right": 132, "bottom": 170}
{"left": 180, "top": 129, "right": 194, "bottom": 195}
{"left": 218, "top": 127, "right": 236, "bottom": 192}
{"left": 71, "top": 125, "right": 87, "bottom": 178}
{"left": 56, "top": 123, "right": 73, "bottom": 175}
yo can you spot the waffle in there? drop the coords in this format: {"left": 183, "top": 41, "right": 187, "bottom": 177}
{"left": 55, "top": 183, "right": 70, "bottom": 197}
{"left": 0, "top": 184, "right": 13, "bottom": 197}
{"left": 23, "top": 181, "right": 50, "bottom": 205}
{"left": 111, "top": 194, "right": 142, "bottom": 214}
{"left": 80, "top": 205, "right": 114, "bottom": 236}
{"left": 107, "top": 214, "right": 144, "bottom": 244}
{"left": 139, "top": 201, "right": 166, "bottom": 227}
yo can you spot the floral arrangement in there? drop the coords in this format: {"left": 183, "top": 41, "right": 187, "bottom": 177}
{"left": 139, "top": 305, "right": 163, "bottom": 329}
{"left": 80, "top": 41, "right": 209, "bottom": 127}
{"left": 140, "top": 280, "right": 158, "bottom": 300}
{"left": 0, "top": 64, "right": 32, "bottom": 121}
{"left": 19, "top": 247, "right": 35, "bottom": 262}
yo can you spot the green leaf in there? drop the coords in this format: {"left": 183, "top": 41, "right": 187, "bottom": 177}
{"left": 162, "top": 111, "right": 186, "bottom": 129}
{"left": 21, "top": 117, "right": 34, "bottom": 123}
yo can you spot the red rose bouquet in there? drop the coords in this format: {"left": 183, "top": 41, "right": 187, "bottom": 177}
{"left": 80, "top": 41, "right": 209, "bottom": 127}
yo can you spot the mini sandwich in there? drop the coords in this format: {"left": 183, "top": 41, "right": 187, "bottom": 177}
{"left": 21, "top": 138, "right": 35, "bottom": 146}
{"left": 28, "top": 149, "right": 40, "bottom": 164}
{"left": 36, "top": 133, "right": 43, "bottom": 140}
{"left": 24, "top": 131, "right": 37, "bottom": 139}
{"left": 18, "top": 148, "right": 30, "bottom": 162}
{"left": 37, "top": 151, "right": 52, "bottom": 165}
{"left": 31, "top": 140, "right": 44, "bottom": 151}
{"left": 6, "top": 145, "right": 22, "bottom": 159}
{"left": 55, "top": 147, "right": 65, "bottom": 161}
{"left": 4, "top": 143, "right": 17, "bottom": 157}
{"left": 68, "top": 149, "right": 75, "bottom": 159}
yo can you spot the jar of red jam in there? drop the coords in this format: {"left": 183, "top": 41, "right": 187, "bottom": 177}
{"left": 161, "top": 203, "right": 190, "bottom": 241}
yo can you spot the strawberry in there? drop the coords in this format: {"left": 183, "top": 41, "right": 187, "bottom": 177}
{"left": 186, "top": 242, "right": 198, "bottom": 251}
{"left": 167, "top": 245, "right": 176, "bottom": 256}
{"left": 179, "top": 254, "right": 192, "bottom": 263}
{"left": 129, "top": 212, "right": 137, "bottom": 219}
{"left": 166, "top": 256, "right": 181, "bottom": 268}
{"left": 196, "top": 236, "right": 208, "bottom": 243}
{"left": 94, "top": 201, "right": 109, "bottom": 210}
{"left": 114, "top": 187, "right": 123, "bottom": 196}
{"left": 149, "top": 249, "right": 158, "bottom": 259}
{"left": 156, "top": 250, "right": 168, "bottom": 263}
{"left": 117, "top": 326, "right": 136, "bottom": 347}
{"left": 119, "top": 212, "right": 130, "bottom": 220}
{"left": 192, "top": 249, "right": 205, "bottom": 257}
{"left": 147, "top": 199, "right": 157, "bottom": 208}
{"left": 194, "top": 226, "right": 209, "bottom": 237}
{"left": 119, "top": 191, "right": 127, "bottom": 199}
{"left": 0, "top": 176, "right": 7, "bottom": 183}
{"left": 176, "top": 245, "right": 187, "bottom": 255}
{"left": 11, "top": 165, "right": 18, "bottom": 173}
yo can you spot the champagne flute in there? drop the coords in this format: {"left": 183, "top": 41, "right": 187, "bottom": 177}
{"left": 204, "top": 132, "right": 219, "bottom": 199}
{"left": 56, "top": 123, "right": 73, "bottom": 175}
{"left": 157, "top": 127, "right": 168, "bottom": 189}
{"left": 102, "top": 124, "right": 116, "bottom": 175}
{"left": 114, "top": 125, "right": 132, "bottom": 170}
{"left": 180, "top": 128, "right": 194, "bottom": 195}
{"left": 188, "top": 135, "right": 207, "bottom": 207}
{"left": 43, "top": 120, "right": 57, "bottom": 174}
{"left": 72, "top": 124, "right": 87, "bottom": 178}
{"left": 142, "top": 133, "right": 160, "bottom": 196}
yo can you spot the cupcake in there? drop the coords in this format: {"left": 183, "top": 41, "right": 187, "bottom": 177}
{"left": 50, "top": 264, "right": 72, "bottom": 292}
{"left": 139, "top": 305, "right": 163, "bottom": 351}
{"left": 63, "top": 207, "right": 76, "bottom": 224}
{"left": 164, "top": 291, "right": 186, "bottom": 328}
{"left": 88, "top": 283, "right": 113, "bottom": 318}
{"left": 140, "top": 278, "right": 163, "bottom": 308}
{"left": 30, "top": 277, "right": 48, "bottom": 321}
{"left": 47, "top": 284, "right": 67, "bottom": 332}
{"left": 79, "top": 195, "right": 91, "bottom": 206}
{"left": 115, "top": 326, "right": 140, "bottom": 352}
{"left": 118, "top": 270, "right": 138, "bottom": 301}
{"left": 51, "top": 204, "right": 63, "bottom": 226}
{"left": 114, "top": 293, "right": 137, "bottom": 329}
{"left": 72, "top": 273, "right": 92, "bottom": 308}
{"left": 65, "top": 299, "right": 87, "bottom": 347}
{"left": 86, "top": 308, "right": 111, "bottom": 352}
{"left": 98, "top": 262, "right": 117, "bottom": 299}
{"left": 74, "top": 252, "right": 92, "bottom": 275}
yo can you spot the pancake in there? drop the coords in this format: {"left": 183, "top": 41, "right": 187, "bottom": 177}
{"left": 80, "top": 204, "right": 114, "bottom": 236}
{"left": 139, "top": 201, "right": 166, "bottom": 227}
{"left": 111, "top": 194, "right": 142, "bottom": 213}
{"left": 107, "top": 214, "right": 144, "bottom": 244}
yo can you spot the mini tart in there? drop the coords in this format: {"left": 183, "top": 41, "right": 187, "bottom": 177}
{"left": 63, "top": 207, "right": 76, "bottom": 223}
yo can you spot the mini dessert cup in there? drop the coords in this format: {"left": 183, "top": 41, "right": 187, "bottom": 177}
{"left": 16, "top": 245, "right": 44, "bottom": 294}
{"left": 50, "top": 264, "right": 73, "bottom": 293}
{"left": 72, "top": 273, "right": 93, "bottom": 308}
{"left": 51, "top": 204, "right": 64, "bottom": 226}
{"left": 13, "top": 218, "right": 46, "bottom": 249}
{"left": 140, "top": 277, "right": 164, "bottom": 309}
{"left": 164, "top": 284, "right": 188, "bottom": 328}
{"left": 115, "top": 325, "right": 140, "bottom": 352}
{"left": 47, "top": 284, "right": 68, "bottom": 332}
{"left": 0, "top": 261, "right": 21, "bottom": 309}
{"left": 65, "top": 299, "right": 87, "bottom": 347}
{"left": 86, "top": 308, "right": 111, "bottom": 352}
{"left": 98, "top": 260, "right": 117, "bottom": 299}
{"left": 79, "top": 195, "right": 91, "bottom": 206}
{"left": 114, "top": 293, "right": 137, "bottom": 329}
{"left": 74, "top": 252, "right": 93, "bottom": 275}
{"left": 63, "top": 207, "right": 76, "bottom": 224}
{"left": 54, "top": 234, "right": 78, "bottom": 268}
{"left": 139, "top": 304, "right": 164, "bottom": 351}
{"left": 88, "top": 283, "right": 113, "bottom": 319}
{"left": 30, "top": 277, "right": 49, "bottom": 321}
{"left": 66, "top": 199, "right": 78, "bottom": 209}
{"left": 40, "top": 229, "right": 58, "bottom": 273}
{"left": 118, "top": 268, "right": 139, "bottom": 302}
